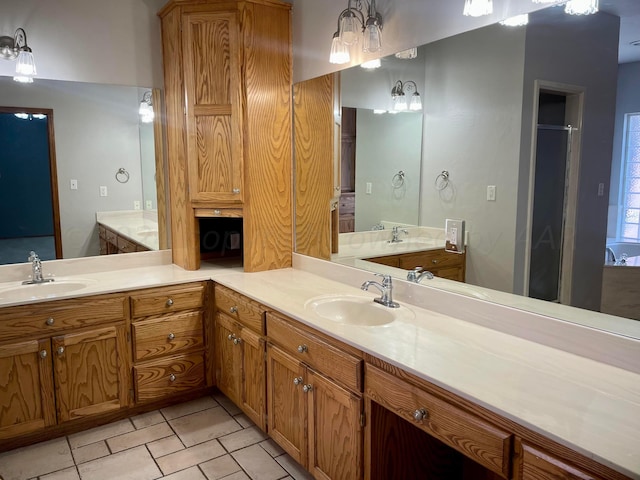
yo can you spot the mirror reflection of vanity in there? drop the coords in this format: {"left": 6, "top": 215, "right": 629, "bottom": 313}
{"left": 0, "top": 77, "right": 168, "bottom": 264}
{"left": 294, "top": 1, "right": 640, "bottom": 331}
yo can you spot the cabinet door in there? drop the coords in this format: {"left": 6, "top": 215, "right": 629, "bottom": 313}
{"left": 267, "top": 343, "right": 307, "bottom": 466}
{"left": 52, "top": 325, "right": 129, "bottom": 422}
{"left": 0, "top": 339, "right": 56, "bottom": 438}
{"left": 214, "top": 313, "right": 242, "bottom": 405}
{"left": 240, "top": 326, "right": 266, "bottom": 431}
{"left": 307, "top": 369, "right": 363, "bottom": 480}
{"left": 182, "top": 11, "right": 243, "bottom": 204}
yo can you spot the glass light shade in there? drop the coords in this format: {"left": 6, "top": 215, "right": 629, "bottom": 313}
{"left": 394, "top": 94, "right": 408, "bottom": 112}
{"left": 463, "top": 0, "right": 493, "bottom": 17}
{"left": 329, "top": 35, "right": 350, "bottom": 64}
{"left": 395, "top": 48, "right": 417, "bottom": 60}
{"left": 499, "top": 14, "right": 529, "bottom": 27}
{"left": 565, "top": 0, "right": 598, "bottom": 15}
{"left": 139, "top": 101, "right": 155, "bottom": 123}
{"left": 363, "top": 23, "right": 382, "bottom": 53}
{"left": 14, "top": 49, "right": 36, "bottom": 82}
{"left": 360, "top": 59, "right": 381, "bottom": 69}
{"left": 340, "top": 13, "right": 359, "bottom": 46}
{"left": 409, "top": 93, "right": 422, "bottom": 111}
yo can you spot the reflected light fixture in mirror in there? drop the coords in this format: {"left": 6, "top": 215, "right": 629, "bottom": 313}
{"left": 329, "top": 0, "right": 383, "bottom": 64}
{"left": 139, "top": 91, "right": 154, "bottom": 123}
{"left": 463, "top": 0, "right": 493, "bottom": 17}
{"left": 499, "top": 13, "right": 530, "bottom": 27}
{"left": 391, "top": 80, "right": 422, "bottom": 111}
{"left": 565, "top": 0, "right": 599, "bottom": 15}
{"left": 0, "top": 28, "right": 36, "bottom": 83}
{"left": 360, "top": 58, "right": 381, "bottom": 69}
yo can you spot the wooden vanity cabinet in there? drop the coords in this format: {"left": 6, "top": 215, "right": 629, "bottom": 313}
{"left": 0, "top": 294, "right": 129, "bottom": 438}
{"left": 130, "top": 282, "right": 209, "bottom": 403}
{"left": 514, "top": 442, "right": 599, "bottom": 480}
{"left": 159, "top": 0, "right": 292, "bottom": 272}
{"left": 214, "top": 285, "right": 267, "bottom": 430}
{"left": 266, "top": 311, "right": 364, "bottom": 480}
{"left": 366, "top": 248, "right": 467, "bottom": 282}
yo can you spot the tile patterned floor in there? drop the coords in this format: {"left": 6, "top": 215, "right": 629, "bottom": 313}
{"left": 0, "top": 393, "right": 314, "bottom": 480}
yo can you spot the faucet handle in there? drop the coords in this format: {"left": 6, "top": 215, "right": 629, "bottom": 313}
{"left": 375, "top": 273, "right": 393, "bottom": 285}
{"left": 28, "top": 251, "right": 39, "bottom": 262}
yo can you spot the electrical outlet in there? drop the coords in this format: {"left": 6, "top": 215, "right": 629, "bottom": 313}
{"left": 134, "top": 201, "right": 141, "bottom": 210}
{"left": 99, "top": 186, "right": 108, "bottom": 197}
{"left": 70, "top": 179, "right": 78, "bottom": 190}
{"left": 487, "top": 185, "right": 496, "bottom": 201}
{"left": 598, "top": 183, "right": 605, "bottom": 197}
{"left": 366, "top": 182, "right": 372, "bottom": 195}
{"left": 445, "top": 219, "right": 465, "bottom": 254}
{"left": 145, "top": 200, "right": 153, "bottom": 209}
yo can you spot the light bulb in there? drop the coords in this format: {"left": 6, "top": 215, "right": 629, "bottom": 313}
{"left": 340, "top": 12, "right": 359, "bottom": 46}
{"left": 363, "top": 23, "right": 382, "bottom": 53}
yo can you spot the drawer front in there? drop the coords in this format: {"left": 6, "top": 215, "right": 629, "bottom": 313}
{"left": 130, "top": 283, "right": 205, "bottom": 318}
{"left": 117, "top": 236, "right": 137, "bottom": 253}
{"left": 194, "top": 207, "right": 243, "bottom": 218}
{"left": 134, "top": 352, "right": 205, "bottom": 402}
{"left": 366, "top": 364, "right": 511, "bottom": 478}
{"left": 0, "top": 295, "right": 128, "bottom": 341}
{"left": 133, "top": 311, "right": 204, "bottom": 361}
{"left": 267, "top": 312, "right": 362, "bottom": 393}
{"left": 105, "top": 228, "right": 117, "bottom": 244}
{"left": 398, "top": 250, "right": 463, "bottom": 270}
{"left": 215, "top": 285, "right": 264, "bottom": 335}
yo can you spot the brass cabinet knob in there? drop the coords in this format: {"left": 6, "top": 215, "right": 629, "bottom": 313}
{"left": 413, "top": 408, "right": 428, "bottom": 421}
{"left": 169, "top": 373, "right": 177, "bottom": 382}
{"left": 297, "top": 345, "right": 308, "bottom": 354}
{"left": 166, "top": 298, "right": 174, "bottom": 307}
{"left": 168, "top": 333, "right": 176, "bottom": 341}
{"left": 57, "top": 346, "right": 65, "bottom": 355}
{"left": 303, "top": 384, "right": 313, "bottom": 393}
{"left": 39, "top": 350, "right": 47, "bottom": 359}
{"left": 230, "top": 306, "right": 238, "bottom": 314}
{"left": 46, "top": 317, "right": 55, "bottom": 326}
{"left": 293, "top": 377, "right": 303, "bottom": 385}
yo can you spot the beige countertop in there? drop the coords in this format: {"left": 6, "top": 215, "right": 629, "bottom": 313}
{"left": 0, "top": 252, "right": 638, "bottom": 478}
{"left": 96, "top": 210, "right": 161, "bottom": 251}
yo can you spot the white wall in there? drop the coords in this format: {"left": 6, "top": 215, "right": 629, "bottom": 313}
{"left": 608, "top": 61, "right": 640, "bottom": 238}
{"left": 354, "top": 110, "right": 423, "bottom": 231}
{"left": 0, "top": 0, "right": 164, "bottom": 87}
{"left": 0, "top": 77, "right": 145, "bottom": 258}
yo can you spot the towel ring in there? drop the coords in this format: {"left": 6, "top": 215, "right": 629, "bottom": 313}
{"left": 116, "top": 168, "right": 130, "bottom": 184}
{"left": 391, "top": 170, "right": 405, "bottom": 188}
{"left": 434, "top": 170, "right": 449, "bottom": 191}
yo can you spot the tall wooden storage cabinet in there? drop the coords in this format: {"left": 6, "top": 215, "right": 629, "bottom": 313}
{"left": 159, "top": 0, "right": 292, "bottom": 271}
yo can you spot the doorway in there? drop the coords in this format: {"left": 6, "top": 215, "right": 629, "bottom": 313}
{"left": 525, "top": 83, "right": 584, "bottom": 304}
{"left": 0, "top": 107, "right": 61, "bottom": 264}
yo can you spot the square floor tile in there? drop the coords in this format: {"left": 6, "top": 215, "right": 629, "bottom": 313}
{"left": 68, "top": 419, "right": 134, "bottom": 449}
{"left": 169, "top": 406, "right": 242, "bottom": 447}
{"left": 76, "top": 445, "right": 161, "bottom": 480}
{"left": 161, "top": 396, "right": 219, "bottom": 421}
{"left": 71, "top": 441, "right": 110, "bottom": 465}
{"left": 275, "top": 454, "right": 314, "bottom": 480}
{"left": 40, "top": 466, "right": 80, "bottom": 480}
{"left": 147, "top": 435, "right": 185, "bottom": 459}
{"left": 131, "top": 410, "right": 166, "bottom": 430}
{"left": 259, "top": 439, "right": 285, "bottom": 458}
{"left": 218, "top": 426, "right": 267, "bottom": 452}
{"left": 232, "top": 414, "right": 254, "bottom": 429}
{"left": 0, "top": 437, "right": 74, "bottom": 480}
{"left": 161, "top": 466, "right": 207, "bottom": 480}
{"left": 199, "top": 454, "right": 242, "bottom": 480}
{"left": 156, "top": 439, "right": 226, "bottom": 476}
{"left": 231, "top": 444, "right": 287, "bottom": 480}
{"left": 212, "top": 393, "right": 242, "bottom": 416}
{"left": 107, "top": 422, "right": 173, "bottom": 453}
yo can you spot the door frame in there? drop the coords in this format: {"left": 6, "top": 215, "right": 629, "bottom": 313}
{"left": 0, "top": 106, "right": 62, "bottom": 259}
{"left": 523, "top": 80, "right": 585, "bottom": 305}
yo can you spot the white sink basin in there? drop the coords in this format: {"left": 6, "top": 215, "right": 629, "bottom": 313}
{"left": 0, "top": 279, "right": 96, "bottom": 302}
{"left": 305, "top": 294, "right": 414, "bottom": 326}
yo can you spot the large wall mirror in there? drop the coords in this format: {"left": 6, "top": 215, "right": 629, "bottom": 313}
{"left": 294, "top": 1, "right": 640, "bottom": 337}
{"left": 0, "top": 77, "right": 168, "bottom": 265}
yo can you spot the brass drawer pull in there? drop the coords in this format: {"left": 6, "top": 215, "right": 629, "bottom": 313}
{"left": 297, "top": 344, "right": 308, "bottom": 354}
{"left": 46, "top": 317, "right": 55, "bottom": 326}
{"left": 230, "top": 306, "right": 238, "bottom": 314}
{"left": 413, "top": 408, "right": 428, "bottom": 421}
{"left": 166, "top": 298, "right": 174, "bottom": 307}
{"left": 169, "top": 373, "right": 177, "bottom": 382}
{"left": 167, "top": 333, "right": 176, "bottom": 341}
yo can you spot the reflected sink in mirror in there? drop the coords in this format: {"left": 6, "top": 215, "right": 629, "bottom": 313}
{"left": 0, "top": 278, "right": 97, "bottom": 302}
{"left": 305, "top": 294, "right": 415, "bottom": 326}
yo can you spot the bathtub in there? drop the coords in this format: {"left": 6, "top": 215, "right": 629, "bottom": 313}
{"left": 605, "top": 242, "right": 640, "bottom": 262}
{"left": 601, "top": 241, "right": 640, "bottom": 319}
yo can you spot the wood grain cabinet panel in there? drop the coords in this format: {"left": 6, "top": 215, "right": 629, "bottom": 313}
{"left": 367, "top": 249, "right": 467, "bottom": 282}
{"left": 133, "top": 311, "right": 204, "bottom": 361}
{"left": 130, "top": 283, "right": 205, "bottom": 318}
{"left": 515, "top": 442, "right": 597, "bottom": 480}
{"left": 134, "top": 352, "right": 205, "bottom": 403}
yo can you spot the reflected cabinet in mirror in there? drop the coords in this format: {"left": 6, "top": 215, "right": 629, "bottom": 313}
{"left": 0, "top": 77, "right": 168, "bottom": 265}
{"left": 294, "top": 2, "right": 640, "bottom": 332}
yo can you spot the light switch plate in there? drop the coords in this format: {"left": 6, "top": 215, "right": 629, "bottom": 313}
{"left": 445, "top": 219, "right": 465, "bottom": 254}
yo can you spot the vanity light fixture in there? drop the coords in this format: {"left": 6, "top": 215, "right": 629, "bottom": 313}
{"left": 0, "top": 28, "right": 37, "bottom": 83}
{"left": 463, "top": 0, "right": 493, "bottom": 17}
{"left": 360, "top": 58, "right": 381, "bottom": 69}
{"left": 391, "top": 80, "right": 422, "bottom": 112}
{"left": 139, "top": 91, "right": 154, "bottom": 123}
{"left": 499, "top": 13, "right": 529, "bottom": 26}
{"left": 14, "top": 112, "right": 46, "bottom": 120}
{"left": 564, "top": 0, "right": 598, "bottom": 15}
{"left": 394, "top": 47, "right": 418, "bottom": 60}
{"left": 329, "top": 0, "right": 383, "bottom": 64}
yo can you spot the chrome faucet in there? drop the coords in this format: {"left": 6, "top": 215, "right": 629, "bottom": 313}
{"left": 406, "top": 267, "right": 434, "bottom": 283}
{"left": 22, "top": 251, "right": 54, "bottom": 285}
{"left": 389, "top": 226, "right": 408, "bottom": 243}
{"left": 361, "top": 274, "right": 400, "bottom": 308}
{"left": 605, "top": 247, "right": 616, "bottom": 263}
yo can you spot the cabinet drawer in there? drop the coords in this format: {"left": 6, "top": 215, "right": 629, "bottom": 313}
{"left": 130, "top": 283, "right": 205, "bottom": 318}
{"left": 215, "top": 285, "right": 264, "bottom": 335}
{"left": 267, "top": 312, "right": 362, "bottom": 393}
{"left": 117, "top": 236, "right": 137, "bottom": 253}
{"left": 104, "top": 228, "right": 117, "bottom": 244}
{"left": 133, "top": 311, "right": 204, "bottom": 361}
{"left": 397, "top": 249, "right": 463, "bottom": 270}
{"left": 134, "top": 352, "right": 205, "bottom": 402}
{"left": 0, "top": 295, "right": 128, "bottom": 341}
{"left": 366, "top": 364, "right": 511, "bottom": 478}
